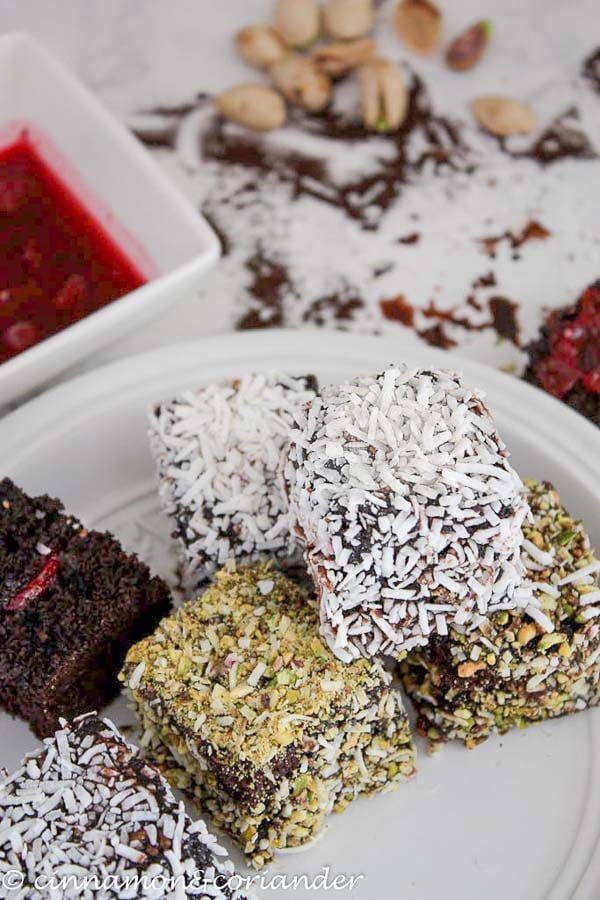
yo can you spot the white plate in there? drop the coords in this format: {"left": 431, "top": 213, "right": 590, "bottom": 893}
{"left": 0, "top": 330, "right": 599, "bottom": 900}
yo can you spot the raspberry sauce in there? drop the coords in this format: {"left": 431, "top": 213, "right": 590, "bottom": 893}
{"left": 0, "top": 132, "right": 146, "bottom": 364}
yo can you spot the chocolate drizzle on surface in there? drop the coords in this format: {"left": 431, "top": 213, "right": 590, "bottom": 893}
{"left": 202, "top": 73, "right": 472, "bottom": 230}
{"left": 582, "top": 48, "right": 600, "bottom": 93}
{"left": 130, "top": 99, "right": 203, "bottom": 149}
{"left": 498, "top": 107, "right": 596, "bottom": 165}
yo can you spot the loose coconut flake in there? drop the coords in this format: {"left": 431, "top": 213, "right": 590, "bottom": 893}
{"left": 285, "top": 365, "right": 531, "bottom": 659}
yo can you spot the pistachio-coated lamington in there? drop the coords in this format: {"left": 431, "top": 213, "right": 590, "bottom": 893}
{"left": 400, "top": 480, "right": 600, "bottom": 749}
{"left": 121, "top": 563, "right": 416, "bottom": 868}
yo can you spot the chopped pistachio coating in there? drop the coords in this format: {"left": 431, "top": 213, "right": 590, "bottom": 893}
{"left": 400, "top": 480, "right": 600, "bottom": 750}
{"left": 121, "top": 563, "right": 416, "bottom": 868}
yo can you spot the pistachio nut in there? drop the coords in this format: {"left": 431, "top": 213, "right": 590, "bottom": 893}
{"left": 323, "top": 0, "right": 375, "bottom": 41}
{"left": 274, "top": 0, "right": 321, "bottom": 48}
{"left": 270, "top": 53, "right": 332, "bottom": 112}
{"left": 216, "top": 84, "right": 287, "bottom": 131}
{"left": 235, "top": 25, "right": 287, "bottom": 69}
{"left": 359, "top": 58, "right": 408, "bottom": 132}
{"left": 313, "top": 37, "right": 375, "bottom": 77}
{"left": 471, "top": 95, "right": 536, "bottom": 136}
{"left": 394, "top": 0, "right": 441, "bottom": 55}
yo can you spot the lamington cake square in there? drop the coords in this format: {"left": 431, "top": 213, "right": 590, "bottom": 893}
{"left": 121, "top": 563, "right": 416, "bottom": 868}
{"left": 285, "top": 365, "right": 530, "bottom": 661}
{"left": 148, "top": 372, "right": 318, "bottom": 592}
{"left": 0, "top": 713, "right": 246, "bottom": 899}
{"left": 400, "top": 479, "right": 600, "bottom": 749}
{"left": 0, "top": 478, "right": 171, "bottom": 737}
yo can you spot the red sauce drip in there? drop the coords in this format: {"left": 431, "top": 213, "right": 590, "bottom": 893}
{"left": 0, "top": 134, "right": 145, "bottom": 364}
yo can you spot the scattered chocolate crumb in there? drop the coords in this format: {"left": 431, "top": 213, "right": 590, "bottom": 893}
{"left": 373, "top": 263, "right": 394, "bottom": 278}
{"left": 488, "top": 296, "right": 520, "bottom": 345}
{"left": 140, "top": 101, "right": 202, "bottom": 117}
{"left": 498, "top": 107, "right": 596, "bottom": 165}
{"left": 478, "top": 220, "right": 551, "bottom": 258}
{"left": 380, "top": 289, "right": 521, "bottom": 348}
{"left": 302, "top": 288, "right": 364, "bottom": 326}
{"left": 582, "top": 48, "right": 600, "bottom": 93}
{"left": 380, "top": 295, "right": 414, "bottom": 326}
{"left": 397, "top": 232, "right": 421, "bottom": 245}
{"left": 466, "top": 295, "right": 483, "bottom": 311}
{"left": 422, "top": 299, "right": 488, "bottom": 332}
{"left": 130, "top": 123, "right": 178, "bottom": 149}
{"left": 236, "top": 251, "right": 292, "bottom": 329}
{"left": 418, "top": 324, "right": 457, "bottom": 349}
{"left": 131, "top": 99, "right": 206, "bottom": 149}
{"left": 472, "top": 271, "right": 497, "bottom": 289}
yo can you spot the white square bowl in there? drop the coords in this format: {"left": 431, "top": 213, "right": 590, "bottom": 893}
{"left": 0, "top": 31, "right": 220, "bottom": 406}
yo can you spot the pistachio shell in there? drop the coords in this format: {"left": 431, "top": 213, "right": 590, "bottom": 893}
{"left": 446, "top": 20, "right": 492, "bottom": 71}
{"left": 323, "top": 0, "right": 375, "bottom": 41}
{"left": 312, "top": 37, "right": 375, "bottom": 77}
{"left": 270, "top": 54, "right": 332, "bottom": 112}
{"left": 216, "top": 84, "right": 287, "bottom": 132}
{"left": 394, "top": 0, "right": 441, "bottom": 55}
{"left": 471, "top": 95, "right": 536, "bottom": 137}
{"left": 235, "top": 25, "right": 287, "bottom": 69}
{"left": 359, "top": 58, "right": 408, "bottom": 132}
{"left": 274, "top": 0, "right": 321, "bottom": 48}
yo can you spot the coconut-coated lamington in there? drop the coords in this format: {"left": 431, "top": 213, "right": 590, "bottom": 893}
{"left": 148, "top": 372, "right": 317, "bottom": 592}
{"left": 285, "top": 366, "right": 530, "bottom": 661}
{"left": 0, "top": 713, "right": 246, "bottom": 899}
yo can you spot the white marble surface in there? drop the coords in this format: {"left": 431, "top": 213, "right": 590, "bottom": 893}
{"left": 0, "top": 0, "right": 599, "bottom": 392}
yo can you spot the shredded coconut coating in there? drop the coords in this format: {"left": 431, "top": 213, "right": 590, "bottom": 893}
{"left": 400, "top": 480, "right": 600, "bottom": 749}
{"left": 121, "top": 563, "right": 416, "bottom": 869}
{"left": 0, "top": 713, "right": 245, "bottom": 899}
{"left": 149, "top": 372, "right": 317, "bottom": 589}
{"left": 285, "top": 366, "right": 530, "bottom": 660}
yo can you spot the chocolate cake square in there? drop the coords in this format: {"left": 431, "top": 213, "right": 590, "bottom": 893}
{"left": 0, "top": 478, "right": 171, "bottom": 737}
{"left": 400, "top": 479, "right": 600, "bottom": 748}
{"left": 0, "top": 713, "right": 246, "bottom": 898}
{"left": 121, "top": 563, "right": 416, "bottom": 868}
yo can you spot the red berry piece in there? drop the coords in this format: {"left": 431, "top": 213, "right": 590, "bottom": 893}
{"left": 4, "top": 552, "right": 60, "bottom": 611}
{"left": 2, "top": 320, "right": 40, "bottom": 353}
{"left": 52, "top": 274, "right": 89, "bottom": 318}
{"left": 582, "top": 370, "right": 600, "bottom": 395}
{"left": 534, "top": 357, "right": 580, "bottom": 399}
{"left": 0, "top": 165, "right": 33, "bottom": 213}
